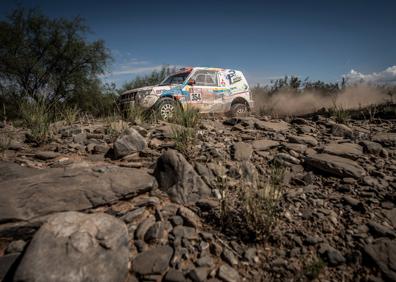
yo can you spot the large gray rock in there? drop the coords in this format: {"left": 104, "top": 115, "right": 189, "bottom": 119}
{"left": 364, "top": 238, "right": 396, "bottom": 281}
{"left": 322, "top": 143, "right": 363, "bottom": 160}
{"left": 0, "top": 162, "right": 156, "bottom": 224}
{"left": 304, "top": 153, "right": 366, "bottom": 179}
{"left": 14, "top": 212, "right": 129, "bottom": 282}
{"left": 113, "top": 128, "right": 146, "bottom": 159}
{"left": 154, "top": 150, "right": 211, "bottom": 204}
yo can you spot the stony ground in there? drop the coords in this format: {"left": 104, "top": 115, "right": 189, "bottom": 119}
{"left": 0, "top": 111, "right": 395, "bottom": 282}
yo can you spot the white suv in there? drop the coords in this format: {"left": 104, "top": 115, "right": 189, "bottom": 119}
{"left": 118, "top": 67, "right": 254, "bottom": 119}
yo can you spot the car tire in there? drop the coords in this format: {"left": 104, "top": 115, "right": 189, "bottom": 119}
{"left": 230, "top": 102, "right": 249, "bottom": 116}
{"left": 156, "top": 98, "right": 177, "bottom": 120}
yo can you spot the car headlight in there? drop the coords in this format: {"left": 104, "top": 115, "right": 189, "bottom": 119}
{"left": 137, "top": 90, "right": 151, "bottom": 99}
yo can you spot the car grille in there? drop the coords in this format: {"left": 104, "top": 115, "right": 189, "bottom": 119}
{"left": 120, "top": 92, "right": 137, "bottom": 103}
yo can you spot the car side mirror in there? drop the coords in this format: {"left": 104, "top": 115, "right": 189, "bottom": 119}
{"left": 187, "top": 79, "right": 195, "bottom": 86}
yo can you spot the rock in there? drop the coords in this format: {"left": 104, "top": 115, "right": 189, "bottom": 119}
{"left": 189, "top": 267, "right": 209, "bottom": 282}
{"left": 240, "top": 161, "right": 259, "bottom": 187}
{"left": 217, "top": 264, "right": 240, "bottom": 282}
{"left": 252, "top": 139, "right": 279, "bottom": 151}
{"left": 283, "top": 143, "right": 307, "bottom": 154}
{"left": 196, "top": 256, "right": 214, "bottom": 267}
{"left": 154, "top": 150, "right": 211, "bottom": 204}
{"left": 0, "top": 253, "right": 20, "bottom": 281}
{"left": 0, "top": 162, "right": 156, "bottom": 225}
{"left": 289, "top": 135, "right": 318, "bottom": 147}
{"left": 164, "top": 269, "right": 186, "bottom": 282}
{"left": 343, "top": 196, "right": 364, "bottom": 211}
{"left": 275, "top": 152, "right": 300, "bottom": 165}
{"left": 364, "top": 238, "right": 396, "bottom": 281}
{"left": 244, "top": 248, "right": 258, "bottom": 263}
{"left": 59, "top": 126, "right": 82, "bottom": 138}
{"left": 318, "top": 243, "right": 346, "bottom": 266}
{"left": 372, "top": 132, "right": 396, "bottom": 147}
{"left": 322, "top": 143, "right": 363, "bottom": 160}
{"left": 113, "top": 128, "right": 146, "bottom": 159}
{"left": 170, "top": 215, "right": 184, "bottom": 226}
{"left": 135, "top": 216, "right": 155, "bottom": 241}
{"left": 222, "top": 249, "right": 239, "bottom": 266}
{"left": 122, "top": 207, "right": 148, "bottom": 224}
{"left": 73, "top": 133, "right": 87, "bottom": 145}
{"left": 304, "top": 153, "right": 366, "bottom": 178}
{"left": 254, "top": 120, "right": 290, "bottom": 132}
{"left": 144, "top": 222, "right": 167, "bottom": 244}
{"left": 93, "top": 144, "right": 109, "bottom": 154}
{"left": 367, "top": 221, "right": 396, "bottom": 238}
{"left": 14, "top": 212, "right": 129, "bottom": 282}
{"left": 384, "top": 209, "right": 396, "bottom": 228}
{"left": 331, "top": 123, "right": 353, "bottom": 138}
{"left": 5, "top": 240, "right": 26, "bottom": 254}
{"left": 172, "top": 226, "right": 198, "bottom": 240}
{"left": 232, "top": 142, "right": 253, "bottom": 161}
{"left": 360, "top": 141, "right": 383, "bottom": 155}
{"left": 34, "top": 151, "right": 60, "bottom": 160}
{"left": 177, "top": 206, "right": 202, "bottom": 228}
{"left": 132, "top": 245, "right": 173, "bottom": 277}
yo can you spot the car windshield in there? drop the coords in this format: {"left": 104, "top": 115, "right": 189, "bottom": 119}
{"left": 159, "top": 72, "right": 190, "bottom": 86}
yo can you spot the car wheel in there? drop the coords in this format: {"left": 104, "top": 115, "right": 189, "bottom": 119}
{"left": 230, "top": 103, "right": 249, "bottom": 116}
{"left": 156, "top": 98, "right": 177, "bottom": 120}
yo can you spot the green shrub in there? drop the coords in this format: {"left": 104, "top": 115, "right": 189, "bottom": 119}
{"left": 20, "top": 99, "right": 53, "bottom": 144}
{"left": 170, "top": 105, "right": 200, "bottom": 128}
{"left": 169, "top": 105, "right": 200, "bottom": 158}
{"left": 171, "top": 125, "right": 196, "bottom": 157}
{"left": 60, "top": 105, "right": 80, "bottom": 125}
{"left": 216, "top": 164, "right": 285, "bottom": 242}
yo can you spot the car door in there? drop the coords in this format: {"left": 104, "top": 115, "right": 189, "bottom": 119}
{"left": 186, "top": 70, "right": 224, "bottom": 112}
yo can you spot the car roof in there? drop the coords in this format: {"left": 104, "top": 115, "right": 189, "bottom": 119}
{"left": 179, "top": 67, "right": 241, "bottom": 72}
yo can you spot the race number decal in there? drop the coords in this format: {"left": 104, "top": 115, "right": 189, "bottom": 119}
{"left": 191, "top": 92, "right": 201, "bottom": 101}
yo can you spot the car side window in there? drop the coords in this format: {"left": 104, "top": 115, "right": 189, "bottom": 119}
{"left": 195, "top": 74, "right": 206, "bottom": 85}
{"left": 192, "top": 71, "right": 218, "bottom": 86}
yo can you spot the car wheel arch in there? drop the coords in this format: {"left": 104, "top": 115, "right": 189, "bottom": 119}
{"left": 231, "top": 97, "right": 250, "bottom": 110}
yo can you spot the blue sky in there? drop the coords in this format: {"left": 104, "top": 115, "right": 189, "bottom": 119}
{"left": 1, "top": 0, "right": 396, "bottom": 86}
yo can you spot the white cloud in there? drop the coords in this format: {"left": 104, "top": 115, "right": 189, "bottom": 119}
{"left": 343, "top": 66, "right": 396, "bottom": 85}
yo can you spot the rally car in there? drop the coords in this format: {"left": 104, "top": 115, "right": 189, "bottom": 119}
{"left": 118, "top": 67, "right": 254, "bottom": 120}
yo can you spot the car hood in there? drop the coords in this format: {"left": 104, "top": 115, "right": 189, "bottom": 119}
{"left": 122, "top": 84, "right": 179, "bottom": 95}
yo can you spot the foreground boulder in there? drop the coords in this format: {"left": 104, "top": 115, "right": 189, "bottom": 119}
{"left": 14, "top": 212, "right": 129, "bottom": 282}
{"left": 0, "top": 162, "right": 156, "bottom": 224}
{"left": 154, "top": 149, "right": 211, "bottom": 204}
{"left": 304, "top": 153, "right": 366, "bottom": 178}
{"left": 113, "top": 128, "right": 146, "bottom": 159}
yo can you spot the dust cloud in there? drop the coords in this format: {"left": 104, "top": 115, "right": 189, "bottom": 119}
{"left": 254, "top": 86, "right": 389, "bottom": 116}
